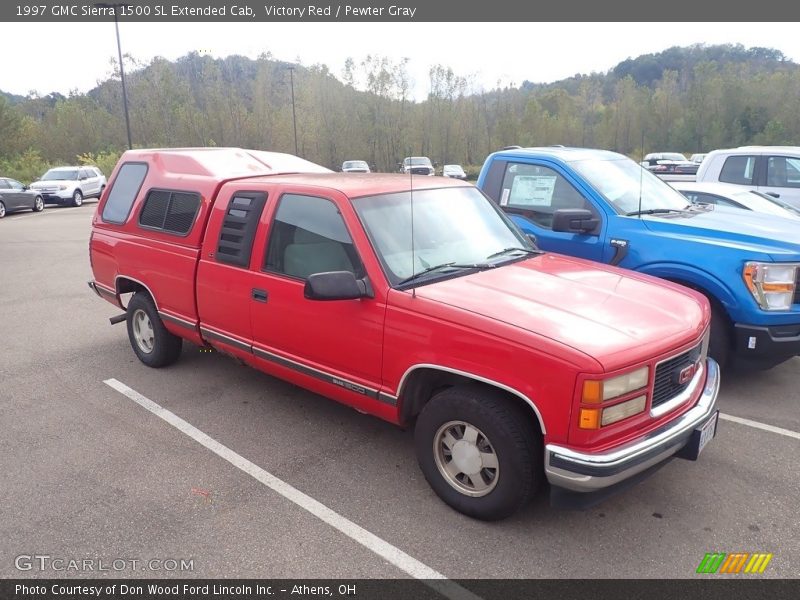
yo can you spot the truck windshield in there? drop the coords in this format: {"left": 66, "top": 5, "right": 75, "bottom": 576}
{"left": 406, "top": 158, "right": 432, "bottom": 166}
{"left": 572, "top": 158, "right": 690, "bottom": 214}
{"left": 352, "top": 187, "right": 533, "bottom": 286}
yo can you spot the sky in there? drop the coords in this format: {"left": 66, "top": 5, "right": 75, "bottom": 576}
{"left": 3, "top": 22, "right": 800, "bottom": 100}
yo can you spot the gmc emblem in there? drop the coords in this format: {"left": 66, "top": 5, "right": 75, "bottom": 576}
{"left": 674, "top": 363, "right": 696, "bottom": 385}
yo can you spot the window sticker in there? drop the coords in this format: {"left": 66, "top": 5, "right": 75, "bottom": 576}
{"left": 509, "top": 175, "right": 557, "bottom": 207}
{"left": 500, "top": 188, "right": 510, "bottom": 206}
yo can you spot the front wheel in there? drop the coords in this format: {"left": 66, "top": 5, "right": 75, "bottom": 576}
{"left": 126, "top": 292, "right": 183, "bottom": 368}
{"left": 0, "top": 201, "right": 5, "bottom": 218}
{"left": 33, "top": 196, "right": 44, "bottom": 212}
{"left": 72, "top": 189, "right": 83, "bottom": 207}
{"left": 415, "top": 385, "right": 541, "bottom": 521}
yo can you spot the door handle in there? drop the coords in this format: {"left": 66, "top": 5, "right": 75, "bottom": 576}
{"left": 251, "top": 288, "right": 268, "bottom": 303}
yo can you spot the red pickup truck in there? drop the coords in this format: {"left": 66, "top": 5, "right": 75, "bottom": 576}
{"left": 89, "top": 148, "right": 720, "bottom": 520}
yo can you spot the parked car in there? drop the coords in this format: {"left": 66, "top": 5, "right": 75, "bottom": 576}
{"left": 400, "top": 156, "right": 435, "bottom": 176}
{"left": 30, "top": 166, "right": 106, "bottom": 207}
{"left": 0, "top": 177, "right": 45, "bottom": 218}
{"left": 690, "top": 153, "right": 708, "bottom": 164}
{"left": 670, "top": 181, "right": 800, "bottom": 220}
{"left": 341, "top": 160, "right": 370, "bottom": 173}
{"left": 88, "top": 147, "right": 718, "bottom": 520}
{"left": 641, "top": 152, "right": 699, "bottom": 176}
{"left": 442, "top": 164, "right": 467, "bottom": 179}
{"left": 696, "top": 146, "right": 800, "bottom": 209}
{"left": 477, "top": 146, "right": 800, "bottom": 370}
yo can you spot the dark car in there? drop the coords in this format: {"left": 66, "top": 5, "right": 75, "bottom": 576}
{"left": 0, "top": 177, "right": 44, "bottom": 218}
{"left": 641, "top": 152, "right": 699, "bottom": 176}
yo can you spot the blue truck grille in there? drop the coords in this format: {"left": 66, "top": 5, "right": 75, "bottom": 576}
{"left": 651, "top": 343, "right": 703, "bottom": 409}
{"left": 795, "top": 272, "right": 800, "bottom": 305}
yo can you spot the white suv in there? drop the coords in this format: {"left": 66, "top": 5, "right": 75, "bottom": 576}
{"left": 695, "top": 146, "right": 800, "bottom": 209}
{"left": 30, "top": 166, "right": 107, "bottom": 207}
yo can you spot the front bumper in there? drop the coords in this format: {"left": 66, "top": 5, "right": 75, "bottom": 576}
{"left": 38, "top": 192, "right": 72, "bottom": 203}
{"left": 733, "top": 322, "right": 800, "bottom": 367}
{"left": 544, "top": 358, "right": 720, "bottom": 504}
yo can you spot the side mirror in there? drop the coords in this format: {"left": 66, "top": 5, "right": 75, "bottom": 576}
{"left": 552, "top": 208, "right": 600, "bottom": 234}
{"left": 304, "top": 271, "right": 372, "bottom": 301}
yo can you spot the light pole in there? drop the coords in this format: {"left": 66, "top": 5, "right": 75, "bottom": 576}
{"left": 286, "top": 65, "right": 298, "bottom": 156}
{"left": 96, "top": 3, "right": 132, "bottom": 149}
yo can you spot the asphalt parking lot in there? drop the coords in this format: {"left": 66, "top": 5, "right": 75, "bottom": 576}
{"left": 1, "top": 203, "right": 798, "bottom": 581}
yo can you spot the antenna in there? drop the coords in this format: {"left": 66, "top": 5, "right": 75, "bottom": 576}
{"left": 409, "top": 155, "right": 416, "bottom": 298}
{"left": 638, "top": 128, "right": 645, "bottom": 218}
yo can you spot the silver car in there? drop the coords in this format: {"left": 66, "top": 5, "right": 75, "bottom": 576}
{"left": 0, "top": 177, "right": 44, "bottom": 218}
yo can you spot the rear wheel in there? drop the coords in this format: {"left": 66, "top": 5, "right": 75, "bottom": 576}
{"left": 126, "top": 292, "right": 182, "bottom": 368}
{"left": 33, "top": 196, "right": 44, "bottom": 212}
{"left": 72, "top": 189, "right": 83, "bottom": 207}
{"left": 415, "top": 385, "right": 541, "bottom": 521}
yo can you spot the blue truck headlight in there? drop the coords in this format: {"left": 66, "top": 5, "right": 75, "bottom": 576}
{"left": 742, "top": 262, "right": 799, "bottom": 311}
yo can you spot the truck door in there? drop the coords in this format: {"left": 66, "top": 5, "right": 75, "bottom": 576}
{"left": 248, "top": 189, "right": 385, "bottom": 399}
{"left": 493, "top": 161, "right": 606, "bottom": 261}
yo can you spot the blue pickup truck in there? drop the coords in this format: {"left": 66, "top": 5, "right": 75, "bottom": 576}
{"left": 477, "top": 147, "right": 800, "bottom": 369}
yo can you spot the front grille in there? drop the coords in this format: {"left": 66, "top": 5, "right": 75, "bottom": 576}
{"left": 795, "top": 271, "right": 800, "bottom": 305}
{"left": 410, "top": 167, "right": 431, "bottom": 175}
{"left": 651, "top": 343, "right": 703, "bottom": 409}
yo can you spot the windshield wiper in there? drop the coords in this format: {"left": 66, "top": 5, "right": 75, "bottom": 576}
{"left": 398, "top": 262, "right": 495, "bottom": 286}
{"left": 626, "top": 207, "right": 690, "bottom": 217}
{"left": 485, "top": 247, "right": 542, "bottom": 260}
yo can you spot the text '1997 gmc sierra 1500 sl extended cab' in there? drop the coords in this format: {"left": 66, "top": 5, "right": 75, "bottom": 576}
{"left": 89, "top": 148, "right": 720, "bottom": 520}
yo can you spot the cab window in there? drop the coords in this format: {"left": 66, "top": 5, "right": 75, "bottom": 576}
{"left": 499, "top": 162, "right": 592, "bottom": 229}
{"left": 264, "top": 194, "right": 364, "bottom": 280}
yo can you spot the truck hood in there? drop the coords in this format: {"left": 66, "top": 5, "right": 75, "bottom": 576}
{"left": 414, "top": 254, "right": 708, "bottom": 372}
{"left": 641, "top": 207, "right": 800, "bottom": 259}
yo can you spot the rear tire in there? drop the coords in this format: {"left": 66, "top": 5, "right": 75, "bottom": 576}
{"left": 415, "top": 385, "right": 541, "bottom": 521}
{"left": 126, "top": 292, "right": 182, "bottom": 368}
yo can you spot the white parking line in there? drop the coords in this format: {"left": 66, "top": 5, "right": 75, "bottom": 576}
{"left": 719, "top": 412, "right": 800, "bottom": 441}
{"left": 104, "top": 378, "right": 480, "bottom": 600}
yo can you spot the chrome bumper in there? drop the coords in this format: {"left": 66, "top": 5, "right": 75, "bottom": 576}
{"left": 545, "top": 358, "right": 720, "bottom": 493}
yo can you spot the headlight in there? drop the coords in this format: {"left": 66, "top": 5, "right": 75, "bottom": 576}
{"left": 58, "top": 185, "right": 67, "bottom": 190}
{"left": 579, "top": 366, "right": 650, "bottom": 429}
{"left": 582, "top": 366, "right": 649, "bottom": 403}
{"left": 743, "top": 262, "right": 799, "bottom": 311}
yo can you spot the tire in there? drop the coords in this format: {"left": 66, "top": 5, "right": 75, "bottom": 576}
{"left": 98, "top": 185, "right": 106, "bottom": 199}
{"left": 33, "top": 196, "right": 44, "bottom": 212}
{"left": 126, "top": 292, "right": 183, "bottom": 368}
{"left": 708, "top": 305, "right": 731, "bottom": 369}
{"left": 0, "top": 201, "right": 5, "bottom": 218}
{"left": 72, "top": 189, "right": 83, "bottom": 207}
{"left": 414, "top": 385, "right": 541, "bottom": 521}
